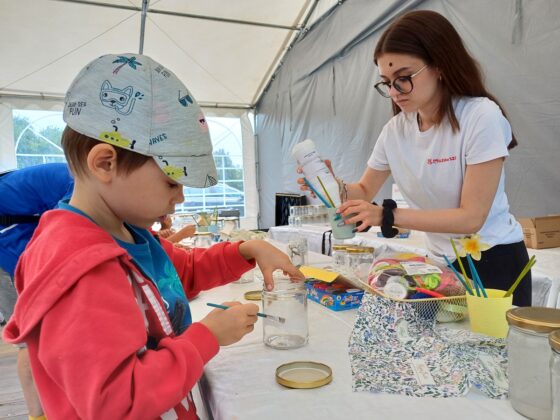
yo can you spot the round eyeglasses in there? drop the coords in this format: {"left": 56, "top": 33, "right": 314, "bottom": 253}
{"left": 374, "top": 64, "right": 428, "bottom": 98}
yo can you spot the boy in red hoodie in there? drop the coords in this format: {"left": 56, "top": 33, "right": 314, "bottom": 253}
{"left": 3, "top": 53, "right": 303, "bottom": 419}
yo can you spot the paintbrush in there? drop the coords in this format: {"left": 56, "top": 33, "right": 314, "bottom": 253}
{"left": 206, "top": 302, "right": 286, "bottom": 324}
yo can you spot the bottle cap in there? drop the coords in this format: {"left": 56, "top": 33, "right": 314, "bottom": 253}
{"left": 291, "top": 139, "right": 315, "bottom": 158}
{"left": 506, "top": 307, "right": 560, "bottom": 333}
{"left": 244, "top": 290, "right": 262, "bottom": 301}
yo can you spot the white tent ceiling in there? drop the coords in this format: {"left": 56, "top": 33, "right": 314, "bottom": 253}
{"left": 0, "top": 0, "right": 338, "bottom": 109}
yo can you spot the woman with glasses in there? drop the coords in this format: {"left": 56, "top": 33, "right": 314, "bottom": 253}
{"left": 298, "top": 10, "right": 531, "bottom": 306}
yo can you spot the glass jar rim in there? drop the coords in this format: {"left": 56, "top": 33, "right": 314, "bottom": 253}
{"left": 264, "top": 278, "right": 306, "bottom": 295}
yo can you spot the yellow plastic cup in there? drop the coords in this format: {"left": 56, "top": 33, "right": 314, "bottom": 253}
{"left": 466, "top": 288, "right": 513, "bottom": 338}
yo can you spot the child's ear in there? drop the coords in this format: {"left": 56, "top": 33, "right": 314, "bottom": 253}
{"left": 87, "top": 143, "right": 118, "bottom": 183}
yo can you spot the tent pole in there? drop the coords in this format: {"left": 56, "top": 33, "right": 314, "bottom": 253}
{"left": 139, "top": 0, "right": 149, "bottom": 54}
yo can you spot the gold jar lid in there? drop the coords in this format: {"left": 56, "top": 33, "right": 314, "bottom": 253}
{"left": 275, "top": 361, "right": 332, "bottom": 389}
{"left": 347, "top": 247, "right": 365, "bottom": 254}
{"left": 506, "top": 307, "right": 560, "bottom": 333}
{"left": 332, "top": 245, "right": 347, "bottom": 251}
{"left": 243, "top": 290, "right": 262, "bottom": 301}
{"left": 550, "top": 330, "right": 560, "bottom": 352}
{"left": 195, "top": 231, "right": 213, "bottom": 236}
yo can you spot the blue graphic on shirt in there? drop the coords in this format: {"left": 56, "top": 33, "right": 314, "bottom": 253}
{"left": 58, "top": 202, "right": 191, "bottom": 334}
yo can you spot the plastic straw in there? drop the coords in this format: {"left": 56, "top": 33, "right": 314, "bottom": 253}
{"left": 467, "top": 254, "right": 487, "bottom": 298}
{"left": 504, "top": 256, "right": 536, "bottom": 297}
{"left": 316, "top": 176, "right": 336, "bottom": 208}
{"left": 449, "top": 238, "right": 473, "bottom": 290}
{"left": 443, "top": 255, "right": 474, "bottom": 295}
{"left": 303, "top": 178, "right": 332, "bottom": 208}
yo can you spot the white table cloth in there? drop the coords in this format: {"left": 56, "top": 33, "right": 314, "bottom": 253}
{"left": 189, "top": 241, "right": 523, "bottom": 420}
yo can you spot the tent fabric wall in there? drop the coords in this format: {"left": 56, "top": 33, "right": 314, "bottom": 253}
{"left": 256, "top": 0, "right": 560, "bottom": 229}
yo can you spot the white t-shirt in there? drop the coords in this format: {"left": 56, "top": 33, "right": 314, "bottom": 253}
{"left": 367, "top": 97, "right": 523, "bottom": 260}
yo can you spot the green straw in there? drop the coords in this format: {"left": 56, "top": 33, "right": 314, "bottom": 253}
{"left": 504, "top": 256, "right": 536, "bottom": 297}
{"left": 316, "top": 176, "right": 336, "bottom": 208}
{"left": 449, "top": 238, "right": 472, "bottom": 290}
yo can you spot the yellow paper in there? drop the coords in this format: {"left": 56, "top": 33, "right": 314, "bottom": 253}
{"left": 299, "top": 266, "right": 339, "bottom": 283}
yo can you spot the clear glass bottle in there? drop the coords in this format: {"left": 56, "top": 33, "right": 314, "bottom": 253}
{"left": 291, "top": 139, "right": 341, "bottom": 207}
{"left": 506, "top": 307, "right": 560, "bottom": 420}
{"left": 550, "top": 330, "right": 560, "bottom": 420}
{"left": 331, "top": 245, "right": 347, "bottom": 267}
{"left": 262, "top": 274, "right": 308, "bottom": 349}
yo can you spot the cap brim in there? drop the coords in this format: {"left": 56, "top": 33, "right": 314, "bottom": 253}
{"left": 154, "top": 155, "right": 218, "bottom": 188}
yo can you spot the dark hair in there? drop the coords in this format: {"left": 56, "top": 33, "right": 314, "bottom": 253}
{"left": 374, "top": 10, "right": 517, "bottom": 149}
{"left": 61, "top": 126, "right": 151, "bottom": 178}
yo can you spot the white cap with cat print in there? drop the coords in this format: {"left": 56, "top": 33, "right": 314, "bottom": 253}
{"left": 63, "top": 53, "right": 217, "bottom": 188}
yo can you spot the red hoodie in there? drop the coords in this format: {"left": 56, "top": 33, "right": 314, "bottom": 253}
{"left": 3, "top": 209, "right": 254, "bottom": 419}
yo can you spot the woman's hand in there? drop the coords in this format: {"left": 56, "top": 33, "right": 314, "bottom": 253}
{"left": 337, "top": 199, "right": 382, "bottom": 232}
{"left": 238, "top": 240, "right": 305, "bottom": 290}
{"left": 296, "top": 159, "right": 335, "bottom": 197}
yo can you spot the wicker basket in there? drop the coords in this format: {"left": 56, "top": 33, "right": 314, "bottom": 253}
{"left": 358, "top": 279, "right": 468, "bottom": 323}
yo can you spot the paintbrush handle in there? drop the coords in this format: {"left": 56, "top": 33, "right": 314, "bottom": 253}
{"left": 206, "top": 302, "right": 268, "bottom": 318}
{"left": 449, "top": 239, "right": 473, "bottom": 290}
{"left": 303, "top": 178, "right": 332, "bottom": 208}
{"left": 466, "top": 254, "right": 487, "bottom": 298}
{"left": 443, "top": 255, "right": 473, "bottom": 295}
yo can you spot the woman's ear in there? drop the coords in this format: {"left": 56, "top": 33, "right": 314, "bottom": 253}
{"left": 87, "top": 143, "right": 118, "bottom": 183}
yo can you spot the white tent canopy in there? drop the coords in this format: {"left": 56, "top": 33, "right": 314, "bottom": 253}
{"left": 0, "top": 0, "right": 337, "bottom": 108}
{"left": 0, "top": 0, "right": 338, "bottom": 230}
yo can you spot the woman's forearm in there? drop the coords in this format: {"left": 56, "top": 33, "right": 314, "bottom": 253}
{"left": 394, "top": 207, "right": 486, "bottom": 234}
{"left": 344, "top": 167, "right": 390, "bottom": 202}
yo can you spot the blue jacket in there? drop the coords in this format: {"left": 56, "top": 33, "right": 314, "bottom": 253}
{"left": 0, "top": 163, "right": 74, "bottom": 276}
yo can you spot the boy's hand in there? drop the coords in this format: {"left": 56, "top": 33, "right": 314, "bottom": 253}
{"left": 238, "top": 240, "right": 305, "bottom": 290}
{"left": 200, "top": 301, "right": 258, "bottom": 346}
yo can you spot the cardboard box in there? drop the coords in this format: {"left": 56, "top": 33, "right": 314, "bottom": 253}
{"left": 305, "top": 280, "right": 364, "bottom": 311}
{"left": 518, "top": 215, "right": 560, "bottom": 249}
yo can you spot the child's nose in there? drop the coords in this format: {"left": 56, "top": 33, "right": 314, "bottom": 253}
{"left": 174, "top": 187, "right": 185, "bottom": 204}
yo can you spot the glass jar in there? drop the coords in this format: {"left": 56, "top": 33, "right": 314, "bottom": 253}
{"left": 193, "top": 232, "right": 213, "bottom": 248}
{"left": 506, "top": 307, "right": 560, "bottom": 420}
{"left": 344, "top": 247, "right": 361, "bottom": 266}
{"left": 355, "top": 247, "right": 374, "bottom": 281}
{"left": 287, "top": 236, "right": 308, "bottom": 267}
{"left": 262, "top": 274, "right": 308, "bottom": 349}
{"left": 550, "top": 330, "right": 560, "bottom": 420}
{"left": 332, "top": 245, "right": 347, "bottom": 267}
{"left": 233, "top": 268, "right": 255, "bottom": 284}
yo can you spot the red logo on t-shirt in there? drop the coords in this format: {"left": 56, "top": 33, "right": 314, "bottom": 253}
{"left": 427, "top": 156, "right": 456, "bottom": 165}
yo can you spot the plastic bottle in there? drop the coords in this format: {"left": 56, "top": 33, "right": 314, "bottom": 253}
{"left": 292, "top": 139, "right": 341, "bottom": 207}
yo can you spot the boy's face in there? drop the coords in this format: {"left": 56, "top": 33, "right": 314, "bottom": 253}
{"left": 107, "top": 158, "right": 185, "bottom": 229}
